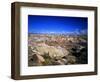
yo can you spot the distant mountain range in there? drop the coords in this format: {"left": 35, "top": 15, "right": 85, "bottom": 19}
{"left": 29, "top": 30, "right": 87, "bottom": 36}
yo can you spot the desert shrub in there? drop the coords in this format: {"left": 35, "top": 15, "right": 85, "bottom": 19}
{"left": 42, "top": 52, "right": 53, "bottom": 65}
{"left": 43, "top": 58, "right": 53, "bottom": 65}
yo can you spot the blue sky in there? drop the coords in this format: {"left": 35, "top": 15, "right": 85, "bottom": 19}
{"left": 28, "top": 15, "right": 88, "bottom": 34}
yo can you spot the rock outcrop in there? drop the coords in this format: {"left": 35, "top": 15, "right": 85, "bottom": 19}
{"left": 28, "top": 43, "right": 72, "bottom": 66}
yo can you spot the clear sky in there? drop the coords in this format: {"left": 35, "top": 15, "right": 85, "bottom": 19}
{"left": 28, "top": 15, "right": 88, "bottom": 34}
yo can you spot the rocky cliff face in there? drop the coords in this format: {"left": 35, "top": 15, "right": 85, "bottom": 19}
{"left": 28, "top": 43, "right": 77, "bottom": 66}
{"left": 28, "top": 34, "right": 87, "bottom": 66}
